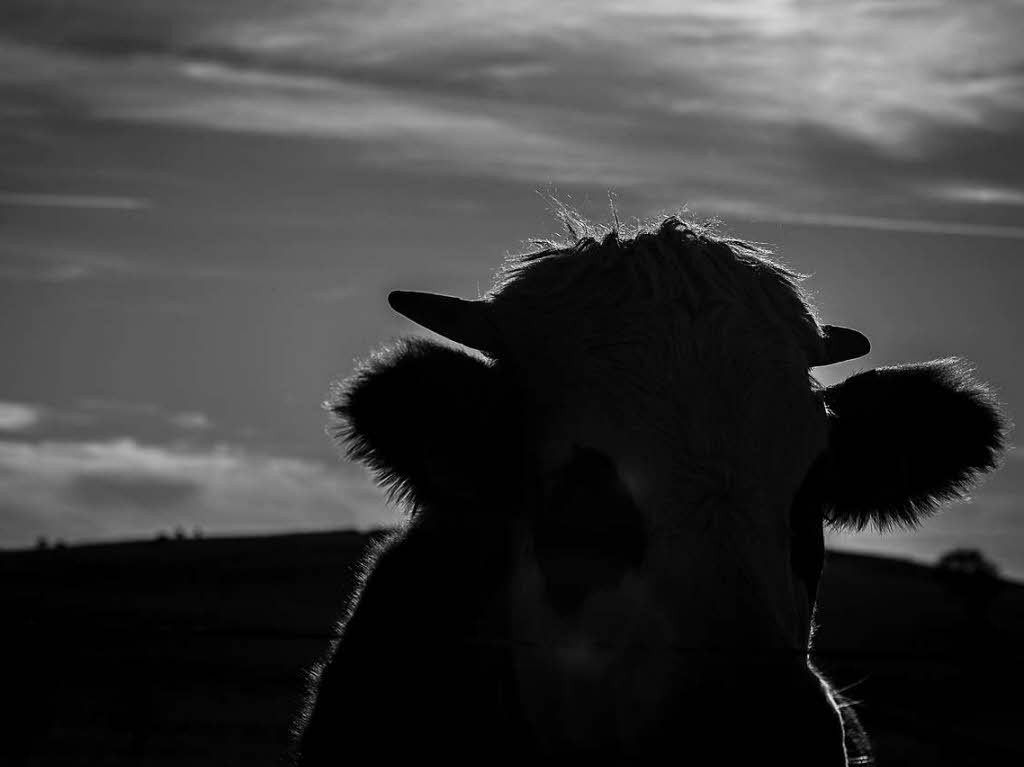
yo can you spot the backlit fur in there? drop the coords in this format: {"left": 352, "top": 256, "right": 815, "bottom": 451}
{"left": 293, "top": 213, "right": 1007, "bottom": 765}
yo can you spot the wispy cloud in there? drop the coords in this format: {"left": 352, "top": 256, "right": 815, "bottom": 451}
{"left": 928, "top": 183, "right": 1024, "bottom": 207}
{"left": 0, "top": 192, "right": 150, "bottom": 211}
{"left": 86, "top": 58, "right": 638, "bottom": 186}
{"left": 5, "top": 0, "right": 1022, "bottom": 189}
{"left": 697, "top": 199, "right": 1024, "bottom": 240}
{"left": 107, "top": 69, "right": 553, "bottom": 144}
{"left": 76, "top": 400, "right": 216, "bottom": 436}
{"left": 0, "top": 398, "right": 220, "bottom": 444}
{"left": 0, "top": 240, "right": 263, "bottom": 284}
{"left": 0, "top": 246, "right": 148, "bottom": 282}
{"left": 210, "top": 0, "right": 1024, "bottom": 152}
{"left": 0, "top": 402, "right": 41, "bottom": 432}
{"left": 0, "top": 438, "right": 392, "bottom": 547}
{"left": 169, "top": 411, "right": 212, "bottom": 431}
{"left": 765, "top": 212, "right": 1024, "bottom": 241}
{"left": 625, "top": 0, "right": 1024, "bottom": 150}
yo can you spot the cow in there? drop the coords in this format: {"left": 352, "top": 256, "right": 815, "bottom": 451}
{"left": 290, "top": 213, "right": 1007, "bottom": 765}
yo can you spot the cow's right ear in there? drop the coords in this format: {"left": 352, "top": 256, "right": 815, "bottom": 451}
{"left": 328, "top": 338, "right": 518, "bottom": 510}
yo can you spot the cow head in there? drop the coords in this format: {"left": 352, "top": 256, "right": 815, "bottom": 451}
{"left": 331, "top": 216, "right": 1006, "bottom": 761}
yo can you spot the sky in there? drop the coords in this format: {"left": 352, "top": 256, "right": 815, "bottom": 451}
{"left": 2, "top": 1, "right": 1023, "bottom": 575}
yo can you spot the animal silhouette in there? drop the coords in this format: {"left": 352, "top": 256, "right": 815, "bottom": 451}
{"left": 291, "top": 214, "right": 1007, "bottom": 765}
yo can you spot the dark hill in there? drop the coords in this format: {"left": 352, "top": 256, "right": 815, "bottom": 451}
{"left": 3, "top": 532, "right": 1023, "bottom": 765}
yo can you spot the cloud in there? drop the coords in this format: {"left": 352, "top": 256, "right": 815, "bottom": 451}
{"left": 169, "top": 411, "right": 212, "bottom": 430}
{"left": 83, "top": 58, "right": 637, "bottom": 187}
{"left": 210, "top": 1, "right": 1024, "bottom": 151}
{"left": 5, "top": 0, "right": 1022, "bottom": 191}
{"left": 0, "top": 192, "right": 150, "bottom": 211}
{"left": 632, "top": 2, "right": 1024, "bottom": 148}
{"left": 0, "top": 246, "right": 148, "bottom": 282}
{"left": 3, "top": 398, "right": 220, "bottom": 446}
{"left": 0, "top": 438, "right": 393, "bottom": 547}
{"left": 0, "top": 32, "right": 626, "bottom": 186}
{"left": 79, "top": 400, "right": 215, "bottom": 433}
{"left": 79, "top": 398, "right": 161, "bottom": 415}
{"left": 0, "top": 402, "right": 41, "bottom": 432}
{"left": 927, "top": 183, "right": 1024, "bottom": 207}
{"left": 0, "top": 239, "right": 262, "bottom": 284}
{"left": 68, "top": 472, "right": 200, "bottom": 510}
{"left": 693, "top": 198, "right": 1024, "bottom": 241}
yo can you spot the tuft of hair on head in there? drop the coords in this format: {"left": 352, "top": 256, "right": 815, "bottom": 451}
{"left": 534, "top": 191, "right": 721, "bottom": 248}
{"left": 504, "top": 201, "right": 771, "bottom": 284}
{"left": 820, "top": 358, "right": 1010, "bottom": 532}
{"left": 492, "top": 203, "right": 824, "bottom": 365}
{"left": 607, "top": 190, "right": 621, "bottom": 232}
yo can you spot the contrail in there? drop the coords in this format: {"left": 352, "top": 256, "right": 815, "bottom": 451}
{"left": 752, "top": 210, "right": 1024, "bottom": 240}
{"left": 0, "top": 193, "right": 151, "bottom": 211}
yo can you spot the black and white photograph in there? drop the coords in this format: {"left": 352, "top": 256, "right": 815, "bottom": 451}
{"left": 2, "top": 2, "right": 1023, "bottom": 764}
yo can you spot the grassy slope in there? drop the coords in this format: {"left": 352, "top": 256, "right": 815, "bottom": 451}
{"left": 3, "top": 532, "right": 1023, "bottom": 766}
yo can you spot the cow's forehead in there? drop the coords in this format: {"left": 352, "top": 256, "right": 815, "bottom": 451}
{"left": 488, "top": 220, "right": 824, "bottom": 368}
{"left": 483, "top": 221, "right": 829, "bottom": 493}
{"left": 488, "top": 222, "right": 823, "bottom": 420}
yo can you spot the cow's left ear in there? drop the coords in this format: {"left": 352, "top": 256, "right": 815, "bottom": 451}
{"left": 820, "top": 358, "right": 1009, "bottom": 531}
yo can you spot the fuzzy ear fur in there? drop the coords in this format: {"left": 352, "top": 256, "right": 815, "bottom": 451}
{"left": 820, "top": 358, "right": 1009, "bottom": 531}
{"left": 327, "top": 338, "right": 519, "bottom": 511}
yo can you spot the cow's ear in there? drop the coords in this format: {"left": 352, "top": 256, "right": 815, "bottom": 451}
{"left": 328, "top": 338, "right": 518, "bottom": 510}
{"left": 820, "top": 358, "right": 1009, "bottom": 531}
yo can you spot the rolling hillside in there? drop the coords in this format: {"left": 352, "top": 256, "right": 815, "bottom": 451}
{"left": 3, "top": 531, "right": 1023, "bottom": 765}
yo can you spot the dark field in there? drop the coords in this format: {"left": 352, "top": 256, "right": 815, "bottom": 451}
{"left": 4, "top": 532, "right": 1023, "bottom": 766}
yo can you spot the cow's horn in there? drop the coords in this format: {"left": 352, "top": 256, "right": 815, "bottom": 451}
{"left": 388, "top": 291, "right": 502, "bottom": 355}
{"left": 817, "top": 325, "right": 871, "bottom": 366}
